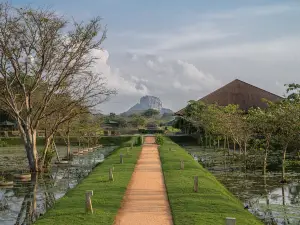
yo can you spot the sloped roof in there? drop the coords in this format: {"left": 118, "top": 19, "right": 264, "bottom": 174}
{"left": 175, "top": 79, "right": 283, "bottom": 116}
{"left": 0, "top": 120, "right": 15, "bottom": 126}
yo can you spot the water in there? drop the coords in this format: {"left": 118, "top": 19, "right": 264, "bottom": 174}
{"left": 0, "top": 146, "right": 116, "bottom": 225}
{"left": 183, "top": 145, "right": 300, "bottom": 225}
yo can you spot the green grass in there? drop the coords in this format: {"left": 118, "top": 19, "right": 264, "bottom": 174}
{"left": 35, "top": 143, "right": 141, "bottom": 225}
{"left": 159, "top": 138, "right": 264, "bottom": 225}
{"left": 0, "top": 136, "right": 135, "bottom": 146}
{"left": 166, "top": 126, "right": 180, "bottom": 133}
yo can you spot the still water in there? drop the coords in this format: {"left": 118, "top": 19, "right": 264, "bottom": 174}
{"left": 0, "top": 146, "right": 116, "bottom": 225}
{"left": 183, "top": 145, "right": 300, "bottom": 225}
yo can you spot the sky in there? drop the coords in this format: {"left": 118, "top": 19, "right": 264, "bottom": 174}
{"left": 12, "top": 0, "right": 300, "bottom": 114}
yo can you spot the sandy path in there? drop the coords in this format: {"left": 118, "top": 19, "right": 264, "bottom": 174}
{"left": 113, "top": 136, "right": 173, "bottom": 225}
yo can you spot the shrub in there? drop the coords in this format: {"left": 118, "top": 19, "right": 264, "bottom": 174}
{"left": 155, "top": 134, "right": 164, "bottom": 145}
{"left": 136, "top": 135, "right": 143, "bottom": 146}
{"left": 0, "top": 139, "right": 8, "bottom": 147}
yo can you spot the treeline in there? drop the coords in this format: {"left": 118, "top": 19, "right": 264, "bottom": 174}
{"left": 181, "top": 83, "right": 300, "bottom": 182}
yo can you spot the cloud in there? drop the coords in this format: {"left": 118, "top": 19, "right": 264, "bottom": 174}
{"left": 202, "top": 3, "right": 299, "bottom": 20}
{"left": 109, "top": 53, "right": 222, "bottom": 113}
{"left": 90, "top": 49, "right": 150, "bottom": 114}
{"left": 92, "top": 49, "right": 148, "bottom": 96}
{"left": 98, "top": 2, "right": 300, "bottom": 114}
{"left": 121, "top": 22, "right": 237, "bottom": 55}
{"left": 182, "top": 36, "right": 300, "bottom": 61}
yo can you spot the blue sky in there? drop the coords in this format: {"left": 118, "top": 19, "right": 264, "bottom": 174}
{"left": 12, "top": 0, "right": 300, "bottom": 113}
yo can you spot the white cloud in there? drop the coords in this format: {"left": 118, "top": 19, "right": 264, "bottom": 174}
{"left": 123, "top": 22, "right": 237, "bottom": 55}
{"left": 101, "top": 2, "right": 300, "bottom": 114}
{"left": 202, "top": 3, "right": 299, "bottom": 20}
{"left": 182, "top": 36, "right": 300, "bottom": 61}
{"left": 92, "top": 49, "right": 148, "bottom": 96}
{"left": 109, "top": 53, "right": 222, "bottom": 112}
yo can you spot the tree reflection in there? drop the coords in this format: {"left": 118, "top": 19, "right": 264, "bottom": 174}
{"left": 13, "top": 172, "right": 59, "bottom": 225}
{"left": 14, "top": 173, "right": 38, "bottom": 225}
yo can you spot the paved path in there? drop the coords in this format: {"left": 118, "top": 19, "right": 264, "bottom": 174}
{"left": 113, "top": 136, "right": 173, "bottom": 225}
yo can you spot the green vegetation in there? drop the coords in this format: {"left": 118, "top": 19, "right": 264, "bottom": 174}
{"left": 160, "top": 138, "right": 264, "bottom": 225}
{"left": 0, "top": 136, "right": 136, "bottom": 147}
{"left": 142, "top": 108, "right": 160, "bottom": 117}
{"left": 136, "top": 135, "right": 143, "bottom": 145}
{"left": 165, "top": 126, "right": 180, "bottom": 133}
{"left": 155, "top": 134, "right": 164, "bottom": 145}
{"left": 179, "top": 84, "right": 300, "bottom": 181}
{"left": 0, "top": 139, "right": 8, "bottom": 147}
{"left": 35, "top": 138, "right": 141, "bottom": 225}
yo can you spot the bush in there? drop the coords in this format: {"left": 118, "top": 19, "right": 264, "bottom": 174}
{"left": 155, "top": 134, "right": 164, "bottom": 145}
{"left": 0, "top": 139, "right": 8, "bottom": 147}
{"left": 136, "top": 135, "right": 143, "bottom": 146}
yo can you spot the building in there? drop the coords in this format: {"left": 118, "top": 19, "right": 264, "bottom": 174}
{"left": 175, "top": 79, "right": 283, "bottom": 116}
{"left": 101, "top": 120, "right": 120, "bottom": 136}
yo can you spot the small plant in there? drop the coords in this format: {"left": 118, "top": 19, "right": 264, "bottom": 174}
{"left": 155, "top": 134, "right": 164, "bottom": 146}
{"left": 0, "top": 139, "right": 8, "bottom": 147}
{"left": 0, "top": 176, "right": 6, "bottom": 182}
{"left": 136, "top": 135, "right": 143, "bottom": 146}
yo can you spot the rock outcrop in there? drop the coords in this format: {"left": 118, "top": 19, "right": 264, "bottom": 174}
{"left": 122, "top": 96, "right": 173, "bottom": 116}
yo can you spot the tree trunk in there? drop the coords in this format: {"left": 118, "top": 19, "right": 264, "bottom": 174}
{"left": 41, "top": 135, "right": 53, "bottom": 168}
{"left": 244, "top": 141, "right": 247, "bottom": 170}
{"left": 233, "top": 141, "right": 236, "bottom": 155}
{"left": 209, "top": 135, "right": 212, "bottom": 148}
{"left": 67, "top": 132, "right": 70, "bottom": 159}
{"left": 263, "top": 149, "right": 268, "bottom": 175}
{"left": 227, "top": 137, "right": 230, "bottom": 155}
{"left": 263, "top": 140, "right": 270, "bottom": 175}
{"left": 281, "top": 144, "right": 288, "bottom": 182}
{"left": 223, "top": 136, "right": 226, "bottom": 149}
{"left": 217, "top": 138, "right": 220, "bottom": 149}
{"left": 21, "top": 126, "right": 38, "bottom": 172}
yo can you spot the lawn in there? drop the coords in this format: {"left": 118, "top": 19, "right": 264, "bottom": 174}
{"left": 35, "top": 143, "right": 141, "bottom": 225}
{"left": 159, "top": 137, "right": 264, "bottom": 225}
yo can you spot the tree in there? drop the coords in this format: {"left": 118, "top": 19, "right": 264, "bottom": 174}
{"left": 183, "top": 100, "right": 206, "bottom": 136}
{"left": 248, "top": 104, "right": 277, "bottom": 175}
{"left": 273, "top": 100, "right": 300, "bottom": 182}
{"left": 142, "top": 109, "right": 160, "bottom": 118}
{"left": 221, "top": 104, "right": 244, "bottom": 154}
{"left": 0, "top": 3, "right": 115, "bottom": 171}
{"left": 130, "top": 115, "right": 146, "bottom": 128}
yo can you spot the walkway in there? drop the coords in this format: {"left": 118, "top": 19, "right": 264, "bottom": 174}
{"left": 113, "top": 136, "right": 173, "bottom": 225}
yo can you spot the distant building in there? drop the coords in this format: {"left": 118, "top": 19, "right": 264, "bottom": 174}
{"left": 101, "top": 120, "right": 120, "bottom": 136}
{"left": 146, "top": 122, "right": 158, "bottom": 130}
{"left": 175, "top": 79, "right": 283, "bottom": 116}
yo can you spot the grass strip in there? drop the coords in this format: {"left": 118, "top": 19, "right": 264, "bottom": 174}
{"left": 35, "top": 143, "right": 141, "bottom": 225}
{"left": 159, "top": 138, "right": 264, "bottom": 225}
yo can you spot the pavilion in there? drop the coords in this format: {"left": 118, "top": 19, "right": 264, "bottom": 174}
{"left": 175, "top": 79, "right": 283, "bottom": 116}
{"left": 174, "top": 79, "right": 283, "bottom": 134}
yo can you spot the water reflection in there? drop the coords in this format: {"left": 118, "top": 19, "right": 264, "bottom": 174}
{"left": 0, "top": 146, "right": 116, "bottom": 225}
{"left": 184, "top": 145, "right": 300, "bottom": 225}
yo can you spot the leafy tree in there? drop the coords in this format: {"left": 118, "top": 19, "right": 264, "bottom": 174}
{"left": 273, "top": 96, "right": 300, "bottom": 182}
{"left": 130, "top": 115, "right": 146, "bottom": 128}
{"left": 142, "top": 109, "right": 160, "bottom": 118}
{"left": 0, "top": 3, "right": 115, "bottom": 171}
{"left": 248, "top": 103, "right": 277, "bottom": 175}
{"left": 221, "top": 104, "right": 244, "bottom": 153}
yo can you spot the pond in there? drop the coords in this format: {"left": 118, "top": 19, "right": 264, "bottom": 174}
{"left": 182, "top": 144, "right": 300, "bottom": 225}
{"left": 0, "top": 145, "right": 116, "bottom": 225}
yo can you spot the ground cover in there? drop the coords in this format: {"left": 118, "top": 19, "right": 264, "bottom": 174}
{"left": 159, "top": 137, "right": 264, "bottom": 225}
{"left": 34, "top": 138, "right": 141, "bottom": 225}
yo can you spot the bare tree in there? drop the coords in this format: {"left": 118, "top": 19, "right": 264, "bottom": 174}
{"left": 0, "top": 3, "right": 115, "bottom": 171}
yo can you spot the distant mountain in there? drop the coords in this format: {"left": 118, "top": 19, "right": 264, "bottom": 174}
{"left": 122, "top": 96, "right": 173, "bottom": 116}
